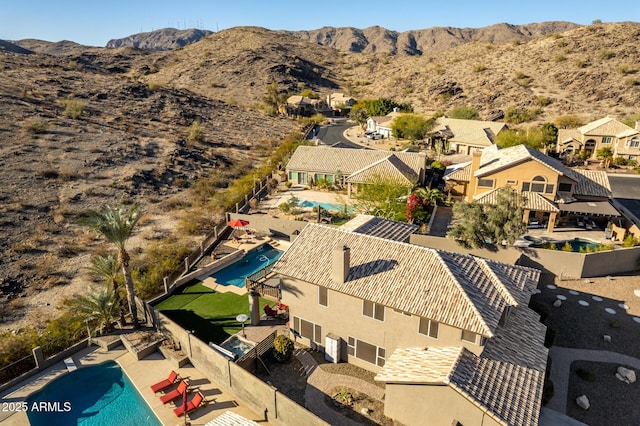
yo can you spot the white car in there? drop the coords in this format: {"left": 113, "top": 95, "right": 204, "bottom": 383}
{"left": 366, "top": 132, "right": 383, "bottom": 140}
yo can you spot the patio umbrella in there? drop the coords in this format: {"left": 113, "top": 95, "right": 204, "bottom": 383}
{"left": 227, "top": 219, "right": 250, "bottom": 229}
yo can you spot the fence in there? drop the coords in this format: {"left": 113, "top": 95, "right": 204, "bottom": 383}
{"left": 156, "top": 311, "right": 328, "bottom": 426}
{"left": 236, "top": 331, "right": 276, "bottom": 372}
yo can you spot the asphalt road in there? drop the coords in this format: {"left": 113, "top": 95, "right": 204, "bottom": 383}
{"left": 608, "top": 174, "right": 640, "bottom": 224}
{"left": 312, "top": 120, "right": 364, "bottom": 149}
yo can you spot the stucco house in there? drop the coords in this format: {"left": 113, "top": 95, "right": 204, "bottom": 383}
{"left": 285, "top": 145, "right": 427, "bottom": 196}
{"left": 431, "top": 117, "right": 508, "bottom": 155}
{"left": 556, "top": 117, "right": 640, "bottom": 160}
{"left": 445, "top": 144, "right": 617, "bottom": 232}
{"left": 271, "top": 222, "right": 547, "bottom": 426}
{"left": 326, "top": 92, "right": 356, "bottom": 110}
{"left": 365, "top": 111, "right": 403, "bottom": 138}
{"left": 283, "top": 95, "right": 331, "bottom": 116}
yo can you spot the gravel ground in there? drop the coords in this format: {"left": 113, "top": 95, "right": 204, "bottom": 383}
{"left": 567, "top": 360, "right": 640, "bottom": 426}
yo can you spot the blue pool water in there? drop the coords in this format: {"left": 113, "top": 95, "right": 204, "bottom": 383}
{"left": 27, "top": 361, "right": 161, "bottom": 426}
{"left": 532, "top": 238, "right": 599, "bottom": 252}
{"left": 298, "top": 199, "right": 356, "bottom": 213}
{"left": 212, "top": 244, "right": 283, "bottom": 287}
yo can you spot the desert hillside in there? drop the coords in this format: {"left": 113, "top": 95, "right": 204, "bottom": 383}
{"left": 1, "top": 21, "right": 639, "bottom": 330}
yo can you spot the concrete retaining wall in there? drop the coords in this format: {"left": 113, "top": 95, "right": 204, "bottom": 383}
{"left": 410, "top": 234, "right": 640, "bottom": 278}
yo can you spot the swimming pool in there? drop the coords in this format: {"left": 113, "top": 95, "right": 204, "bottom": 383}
{"left": 532, "top": 238, "right": 599, "bottom": 252}
{"left": 298, "top": 199, "right": 356, "bottom": 213}
{"left": 212, "top": 244, "right": 283, "bottom": 287}
{"left": 27, "top": 360, "right": 161, "bottom": 426}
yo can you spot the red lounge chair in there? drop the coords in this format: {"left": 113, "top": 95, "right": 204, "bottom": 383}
{"left": 173, "top": 392, "right": 204, "bottom": 417}
{"left": 264, "top": 304, "right": 278, "bottom": 317}
{"left": 150, "top": 370, "right": 178, "bottom": 393}
{"left": 160, "top": 381, "right": 188, "bottom": 404}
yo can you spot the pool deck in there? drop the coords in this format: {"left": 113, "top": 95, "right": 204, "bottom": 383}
{"left": 0, "top": 343, "right": 269, "bottom": 426}
{"left": 260, "top": 187, "right": 354, "bottom": 214}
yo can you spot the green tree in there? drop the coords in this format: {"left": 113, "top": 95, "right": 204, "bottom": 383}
{"left": 392, "top": 114, "right": 434, "bottom": 141}
{"left": 495, "top": 128, "right": 545, "bottom": 150}
{"left": 356, "top": 175, "right": 412, "bottom": 221}
{"left": 555, "top": 115, "right": 583, "bottom": 129}
{"left": 448, "top": 187, "right": 526, "bottom": 248}
{"left": 448, "top": 105, "right": 479, "bottom": 120}
{"left": 64, "top": 286, "right": 117, "bottom": 335}
{"left": 349, "top": 107, "right": 369, "bottom": 130}
{"left": 85, "top": 254, "right": 125, "bottom": 326}
{"left": 352, "top": 98, "right": 411, "bottom": 117}
{"left": 262, "top": 80, "right": 288, "bottom": 116}
{"left": 596, "top": 147, "right": 614, "bottom": 168}
{"left": 541, "top": 122, "right": 559, "bottom": 148}
{"left": 78, "top": 204, "right": 143, "bottom": 328}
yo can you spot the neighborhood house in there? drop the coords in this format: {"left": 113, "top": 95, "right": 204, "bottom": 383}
{"left": 557, "top": 116, "right": 640, "bottom": 160}
{"left": 270, "top": 222, "right": 547, "bottom": 426}
{"left": 445, "top": 144, "right": 617, "bottom": 232}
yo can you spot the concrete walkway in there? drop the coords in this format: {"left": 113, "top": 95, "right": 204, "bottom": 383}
{"left": 294, "top": 349, "right": 385, "bottom": 426}
{"left": 548, "top": 346, "right": 640, "bottom": 414}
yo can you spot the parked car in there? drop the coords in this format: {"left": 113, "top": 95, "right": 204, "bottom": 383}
{"left": 366, "top": 132, "right": 383, "bottom": 140}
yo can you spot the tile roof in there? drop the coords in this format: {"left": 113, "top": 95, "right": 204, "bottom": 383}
{"left": 556, "top": 128, "right": 582, "bottom": 145}
{"left": 375, "top": 347, "right": 544, "bottom": 426}
{"left": 273, "top": 224, "right": 538, "bottom": 336}
{"left": 474, "top": 144, "right": 578, "bottom": 180}
{"left": 474, "top": 189, "right": 560, "bottom": 212}
{"left": 572, "top": 169, "right": 612, "bottom": 197}
{"left": 286, "top": 145, "right": 426, "bottom": 178}
{"left": 433, "top": 117, "right": 507, "bottom": 148}
{"left": 444, "top": 162, "right": 471, "bottom": 181}
{"left": 340, "top": 214, "right": 418, "bottom": 242}
{"left": 344, "top": 154, "right": 418, "bottom": 185}
{"left": 578, "top": 116, "right": 636, "bottom": 137}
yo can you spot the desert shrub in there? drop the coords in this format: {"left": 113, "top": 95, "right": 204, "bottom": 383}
{"left": 535, "top": 96, "right": 553, "bottom": 107}
{"left": 273, "top": 335, "right": 294, "bottom": 362}
{"left": 625, "top": 78, "right": 640, "bottom": 87}
{"left": 65, "top": 60, "right": 78, "bottom": 70}
{"left": 598, "top": 49, "right": 615, "bottom": 60}
{"left": 448, "top": 105, "right": 479, "bottom": 120}
{"left": 188, "top": 120, "right": 205, "bottom": 143}
{"left": 623, "top": 234, "right": 638, "bottom": 247}
{"left": 575, "top": 59, "right": 587, "bottom": 68}
{"left": 148, "top": 81, "right": 162, "bottom": 91}
{"left": 58, "top": 99, "right": 86, "bottom": 119}
{"left": 285, "top": 181, "right": 293, "bottom": 188}
{"left": 614, "top": 157, "right": 628, "bottom": 166}
{"left": 561, "top": 242, "right": 572, "bottom": 252}
{"left": 504, "top": 106, "right": 541, "bottom": 124}
{"left": 430, "top": 161, "right": 446, "bottom": 174}
{"left": 576, "top": 368, "right": 595, "bottom": 382}
{"left": 37, "top": 168, "right": 59, "bottom": 179}
{"left": 553, "top": 55, "right": 567, "bottom": 63}
{"left": 616, "top": 64, "right": 633, "bottom": 75}
{"left": 544, "top": 327, "right": 557, "bottom": 348}
{"left": 59, "top": 168, "right": 79, "bottom": 181}
{"left": 22, "top": 118, "right": 48, "bottom": 134}
{"left": 472, "top": 63, "right": 487, "bottom": 73}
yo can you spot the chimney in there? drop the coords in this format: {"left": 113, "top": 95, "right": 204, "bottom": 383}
{"left": 466, "top": 150, "right": 483, "bottom": 202}
{"left": 332, "top": 245, "right": 350, "bottom": 284}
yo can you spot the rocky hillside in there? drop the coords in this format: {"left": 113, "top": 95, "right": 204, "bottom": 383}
{"left": 287, "top": 21, "right": 580, "bottom": 55}
{"left": 106, "top": 28, "right": 213, "bottom": 50}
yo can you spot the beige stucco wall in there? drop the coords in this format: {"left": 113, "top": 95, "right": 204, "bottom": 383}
{"left": 473, "top": 159, "right": 574, "bottom": 200}
{"left": 280, "top": 277, "right": 484, "bottom": 372}
{"left": 384, "top": 383, "right": 502, "bottom": 426}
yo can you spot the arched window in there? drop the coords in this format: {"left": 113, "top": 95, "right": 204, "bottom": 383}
{"left": 531, "top": 176, "right": 546, "bottom": 192}
{"left": 631, "top": 137, "right": 640, "bottom": 148}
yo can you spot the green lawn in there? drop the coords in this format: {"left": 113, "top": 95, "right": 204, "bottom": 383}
{"left": 154, "top": 281, "right": 270, "bottom": 344}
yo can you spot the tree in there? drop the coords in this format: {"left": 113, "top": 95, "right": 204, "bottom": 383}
{"left": 85, "top": 254, "right": 126, "bottom": 326}
{"left": 349, "top": 107, "right": 369, "bottom": 130}
{"left": 262, "top": 80, "right": 288, "bottom": 116}
{"left": 356, "top": 175, "right": 412, "bottom": 221}
{"left": 352, "top": 98, "right": 412, "bottom": 117}
{"left": 448, "top": 105, "right": 479, "bottom": 120}
{"left": 554, "top": 115, "right": 583, "bottom": 129}
{"left": 495, "top": 127, "right": 546, "bottom": 150}
{"left": 540, "top": 122, "right": 559, "bottom": 149}
{"left": 78, "top": 204, "right": 143, "bottom": 328}
{"left": 65, "top": 286, "right": 117, "bottom": 335}
{"left": 392, "top": 114, "right": 434, "bottom": 141}
{"left": 596, "top": 147, "right": 614, "bottom": 168}
{"left": 447, "top": 187, "right": 527, "bottom": 248}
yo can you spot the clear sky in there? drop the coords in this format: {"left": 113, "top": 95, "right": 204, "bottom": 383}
{"left": 1, "top": 0, "right": 638, "bottom": 46}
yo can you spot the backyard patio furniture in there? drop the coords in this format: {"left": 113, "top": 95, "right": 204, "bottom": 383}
{"left": 173, "top": 392, "right": 204, "bottom": 417}
{"left": 160, "top": 380, "right": 188, "bottom": 404}
{"left": 150, "top": 370, "right": 179, "bottom": 393}
{"left": 264, "top": 304, "right": 279, "bottom": 317}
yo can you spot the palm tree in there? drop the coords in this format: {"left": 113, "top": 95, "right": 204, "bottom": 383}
{"left": 78, "top": 204, "right": 143, "bottom": 328}
{"left": 85, "top": 254, "right": 126, "bottom": 326}
{"left": 65, "top": 286, "right": 117, "bottom": 335}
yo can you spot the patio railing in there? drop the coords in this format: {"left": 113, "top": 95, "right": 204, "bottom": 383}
{"left": 246, "top": 265, "right": 281, "bottom": 300}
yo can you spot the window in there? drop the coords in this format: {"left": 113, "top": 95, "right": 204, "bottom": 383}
{"left": 506, "top": 179, "right": 518, "bottom": 185}
{"left": 363, "top": 300, "right": 385, "bottom": 321}
{"left": 544, "top": 184, "right": 554, "bottom": 194}
{"left": 347, "top": 336, "right": 386, "bottom": 367}
{"left": 292, "top": 316, "right": 322, "bottom": 344}
{"left": 477, "top": 178, "right": 494, "bottom": 188}
{"left": 461, "top": 330, "right": 478, "bottom": 343}
{"left": 631, "top": 137, "right": 640, "bottom": 148}
{"left": 318, "top": 286, "right": 328, "bottom": 307}
{"left": 602, "top": 136, "right": 612, "bottom": 144}
{"left": 530, "top": 176, "right": 546, "bottom": 193}
{"left": 419, "top": 318, "right": 439, "bottom": 339}
{"left": 522, "top": 182, "right": 530, "bottom": 191}
{"left": 558, "top": 182, "right": 572, "bottom": 192}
